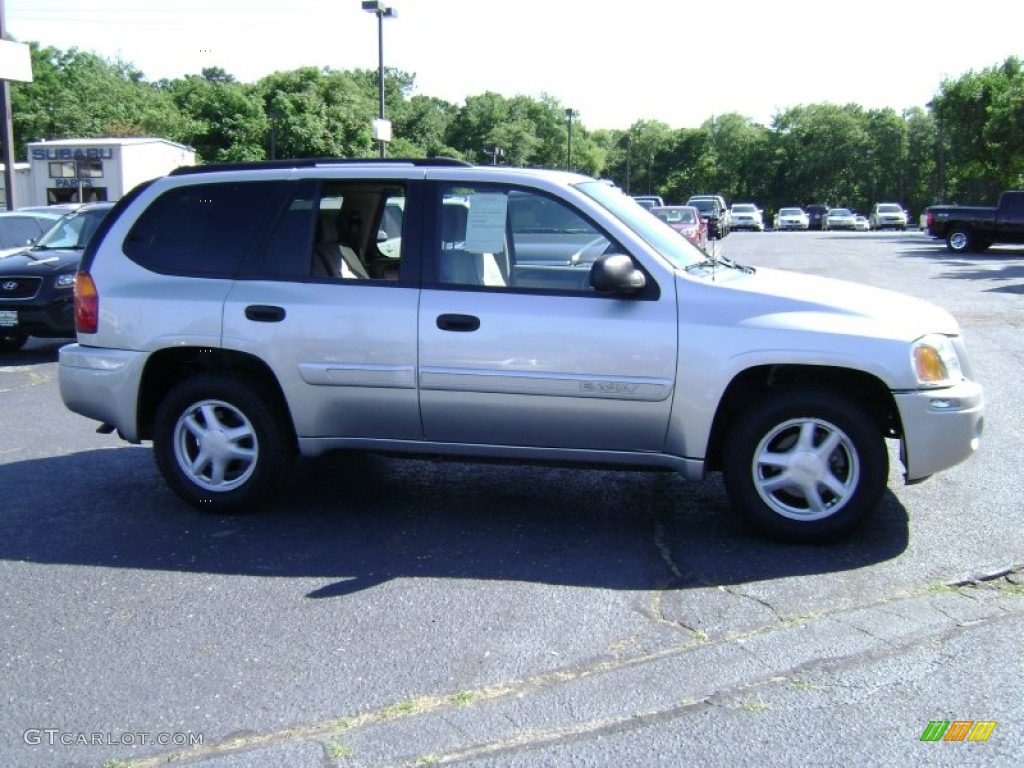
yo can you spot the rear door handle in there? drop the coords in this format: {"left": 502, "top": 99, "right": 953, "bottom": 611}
{"left": 245, "top": 305, "right": 286, "bottom": 322}
{"left": 436, "top": 313, "right": 480, "bottom": 332}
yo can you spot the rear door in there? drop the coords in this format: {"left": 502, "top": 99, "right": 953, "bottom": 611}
{"left": 417, "top": 182, "right": 677, "bottom": 452}
{"left": 222, "top": 178, "right": 423, "bottom": 441}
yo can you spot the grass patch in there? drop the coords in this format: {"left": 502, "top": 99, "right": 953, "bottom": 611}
{"left": 791, "top": 679, "right": 822, "bottom": 691}
{"left": 739, "top": 699, "right": 770, "bottom": 713}
{"left": 450, "top": 690, "right": 478, "bottom": 707}
{"left": 328, "top": 740, "right": 352, "bottom": 759}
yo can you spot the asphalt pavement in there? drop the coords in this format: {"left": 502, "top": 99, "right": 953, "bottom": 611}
{"left": 2, "top": 230, "right": 1022, "bottom": 768}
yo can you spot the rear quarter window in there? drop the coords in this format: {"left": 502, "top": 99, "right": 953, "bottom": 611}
{"left": 123, "top": 181, "right": 290, "bottom": 276}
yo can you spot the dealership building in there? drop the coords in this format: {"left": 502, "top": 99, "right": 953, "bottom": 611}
{"left": 5, "top": 137, "right": 195, "bottom": 208}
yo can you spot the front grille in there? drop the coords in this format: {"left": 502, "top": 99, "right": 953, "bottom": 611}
{"left": 0, "top": 276, "right": 42, "bottom": 300}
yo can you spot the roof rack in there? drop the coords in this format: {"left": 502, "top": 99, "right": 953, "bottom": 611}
{"left": 169, "top": 157, "right": 474, "bottom": 176}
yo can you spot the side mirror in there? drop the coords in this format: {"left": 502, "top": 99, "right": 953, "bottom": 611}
{"left": 589, "top": 254, "right": 646, "bottom": 294}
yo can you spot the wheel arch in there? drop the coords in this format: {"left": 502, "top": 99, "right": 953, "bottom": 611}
{"left": 136, "top": 347, "right": 295, "bottom": 443}
{"left": 704, "top": 364, "right": 900, "bottom": 472}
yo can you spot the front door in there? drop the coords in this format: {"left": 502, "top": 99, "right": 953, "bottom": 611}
{"left": 418, "top": 183, "right": 677, "bottom": 453}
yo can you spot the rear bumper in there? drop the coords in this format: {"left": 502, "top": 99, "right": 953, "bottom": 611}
{"left": 58, "top": 343, "right": 146, "bottom": 442}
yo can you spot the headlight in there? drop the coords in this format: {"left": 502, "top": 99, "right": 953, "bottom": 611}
{"left": 55, "top": 273, "right": 76, "bottom": 289}
{"left": 912, "top": 334, "right": 964, "bottom": 387}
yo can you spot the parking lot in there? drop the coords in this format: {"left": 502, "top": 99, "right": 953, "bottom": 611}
{"left": 2, "top": 230, "right": 1022, "bottom": 767}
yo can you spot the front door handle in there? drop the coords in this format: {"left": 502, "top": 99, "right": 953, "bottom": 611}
{"left": 245, "top": 305, "right": 286, "bottom": 322}
{"left": 436, "top": 313, "right": 480, "bottom": 332}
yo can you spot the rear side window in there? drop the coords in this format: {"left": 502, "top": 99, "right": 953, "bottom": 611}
{"left": 123, "top": 181, "right": 289, "bottom": 276}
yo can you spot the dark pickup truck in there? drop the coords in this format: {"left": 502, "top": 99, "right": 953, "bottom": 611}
{"left": 924, "top": 190, "right": 1024, "bottom": 253}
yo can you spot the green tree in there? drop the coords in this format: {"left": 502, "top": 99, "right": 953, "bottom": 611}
{"left": 10, "top": 43, "right": 187, "bottom": 156}
{"left": 772, "top": 103, "right": 869, "bottom": 208}
{"left": 902, "top": 107, "right": 937, "bottom": 216}
{"left": 393, "top": 94, "right": 460, "bottom": 158}
{"left": 256, "top": 67, "right": 376, "bottom": 159}
{"left": 929, "top": 56, "right": 1024, "bottom": 202}
{"left": 164, "top": 73, "right": 268, "bottom": 162}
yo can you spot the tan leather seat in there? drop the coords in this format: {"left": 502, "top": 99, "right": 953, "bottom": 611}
{"left": 314, "top": 215, "right": 368, "bottom": 279}
{"left": 439, "top": 203, "right": 506, "bottom": 287}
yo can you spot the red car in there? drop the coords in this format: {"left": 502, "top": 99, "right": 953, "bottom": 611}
{"left": 650, "top": 205, "right": 708, "bottom": 250}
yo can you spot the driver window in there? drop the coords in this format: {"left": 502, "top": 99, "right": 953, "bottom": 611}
{"left": 436, "top": 184, "right": 613, "bottom": 293}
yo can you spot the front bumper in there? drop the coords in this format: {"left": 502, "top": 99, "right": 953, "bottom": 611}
{"left": 894, "top": 379, "right": 984, "bottom": 481}
{"left": 0, "top": 293, "right": 75, "bottom": 338}
{"left": 731, "top": 218, "right": 763, "bottom": 230}
{"left": 873, "top": 218, "right": 907, "bottom": 229}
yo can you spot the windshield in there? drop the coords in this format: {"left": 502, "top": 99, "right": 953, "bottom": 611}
{"left": 653, "top": 208, "right": 696, "bottom": 224}
{"left": 829, "top": 209, "right": 852, "bottom": 216}
{"left": 34, "top": 209, "right": 107, "bottom": 250}
{"left": 577, "top": 181, "right": 706, "bottom": 269}
{"left": 878, "top": 204, "right": 902, "bottom": 213}
{"left": 779, "top": 208, "right": 804, "bottom": 216}
{"left": 732, "top": 204, "right": 756, "bottom": 213}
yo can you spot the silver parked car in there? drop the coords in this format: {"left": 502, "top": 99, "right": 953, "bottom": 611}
{"left": 773, "top": 207, "right": 809, "bottom": 231}
{"left": 58, "top": 159, "right": 984, "bottom": 543}
{"left": 822, "top": 207, "right": 858, "bottom": 231}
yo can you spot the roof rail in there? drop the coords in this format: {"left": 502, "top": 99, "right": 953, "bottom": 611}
{"left": 169, "top": 157, "right": 474, "bottom": 176}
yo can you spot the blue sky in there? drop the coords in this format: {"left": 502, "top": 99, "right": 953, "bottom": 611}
{"left": 6, "top": 0, "right": 1023, "bottom": 130}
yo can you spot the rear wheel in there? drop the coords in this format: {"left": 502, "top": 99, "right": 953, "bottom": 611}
{"left": 0, "top": 330, "right": 28, "bottom": 354}
{"left": 946, "top": 228, "right": 973, "bottom": 253}
{"left": 153, "top": 372, "right": 296, "bottom": 512}
{"left": 722, "top": 389, "right": 888, "bottom": 543}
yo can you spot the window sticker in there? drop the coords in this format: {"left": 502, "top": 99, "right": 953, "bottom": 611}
{"left": 464, "top": 193, "right": 508, "bottom": 254}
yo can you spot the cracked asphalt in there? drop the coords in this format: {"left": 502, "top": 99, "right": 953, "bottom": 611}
{"left": 2, "top": 231, "right": 1022, "bottom": 767}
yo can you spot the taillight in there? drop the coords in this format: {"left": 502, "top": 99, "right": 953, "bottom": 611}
{"left": 74, "top": 271, "right": 99, "bottom": 334}
{"left": 925, "top": 210, "right": 933, "bottom": 230}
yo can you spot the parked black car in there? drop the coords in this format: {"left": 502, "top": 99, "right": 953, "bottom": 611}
{"left": 688, "top": 197, "right": 729, "bottom": 239}
{"left": 0, "top": 202, "right": 115, "bottom": 353}
{"left": 805, "top": 204, "right": 830, "bottom": 231}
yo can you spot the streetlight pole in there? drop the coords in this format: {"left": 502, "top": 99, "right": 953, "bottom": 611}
{"left": 565, "top": 108, "right": 577, "bottom": 171}
{"left": 625, "top": 134, "right": 632, "bottom": 194}
{"left": 362, "top": 1, "right": 396, "bottom": 158}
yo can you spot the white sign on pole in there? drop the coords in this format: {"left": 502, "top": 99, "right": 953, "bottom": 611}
{"left": 0, "top": 40, "right": 33, "bottom": 82}
{"left": 372, "top": 118, "right": 392, "bottom": 142}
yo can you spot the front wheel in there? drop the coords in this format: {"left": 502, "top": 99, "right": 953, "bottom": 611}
{"left": 722, "top": 389, "right": 888, "bottom": 543}
{"left": 153, "top": 372, "right": 296, "bottom": 512}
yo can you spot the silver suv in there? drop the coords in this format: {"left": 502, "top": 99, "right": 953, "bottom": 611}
{"left": 59, "top": 159, "right": 984, "bottom": 543}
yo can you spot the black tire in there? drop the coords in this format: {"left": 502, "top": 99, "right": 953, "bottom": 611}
{"left": 152, "top": 372, "right": 296, "bottom": 512}
{"left": 946, "top": 228, "right": 973, "bottom": 253}
{"left": 722, "top": 389, "right": 888, "bottom": 543}
{"left": 0, "top": 330, "right": 28, "bottom": 354}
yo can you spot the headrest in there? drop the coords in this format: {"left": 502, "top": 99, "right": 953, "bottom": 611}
{"left": 441, "top": 203, "right": 468, "bottom": 243}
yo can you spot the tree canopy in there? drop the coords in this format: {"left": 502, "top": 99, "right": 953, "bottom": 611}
{"left": 8, "top": 44, "right": 1023, "bottom": 216}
